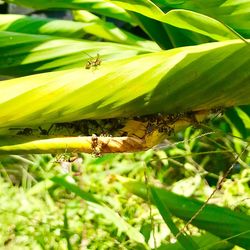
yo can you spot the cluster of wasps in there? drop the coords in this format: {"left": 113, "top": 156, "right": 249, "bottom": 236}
{"left": 8, "top": 109, "right": 224, "bottom": 138}
{"left": 135, "top": 113, "right": 184, "bottom": 137}
{"left": 9, "top": 118, "right": 124, "bottom": 137}
{"left": 8, "top": 126, "right": 52, "bottom": 136}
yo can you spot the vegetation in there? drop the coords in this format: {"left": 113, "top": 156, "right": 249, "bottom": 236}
{"left": 0, "top": 0, "right": 249, "bottom": 249}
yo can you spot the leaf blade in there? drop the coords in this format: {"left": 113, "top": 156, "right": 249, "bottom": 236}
{"left": 0, "top": 40, "right": 249, "bottom": 127}
{"left": 122, "top": 179, "right": 250, "bottom": 249}
{"left": 110, "top": 0, "right": 244, "bottom": 41}
{"left": 0, "top": 14, "right": 156, "bottom": 48}
{"left": 6, "top": 0, "right": 134, "bottom": 24}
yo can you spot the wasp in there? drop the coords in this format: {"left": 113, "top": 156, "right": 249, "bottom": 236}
{"left": 55, "top": 152, "right": 82, "bottom": 175}
{"left": 9, "top": 127, "right": 34, "bottom": 135}
{"left": 91, "top": 134, "right": 102, "bottom": 157}
{"left": 84, "top": 53, "right": 101, "bottom": 70}
{"left": 38, "top": 125, "right": 54, "bottom": 135}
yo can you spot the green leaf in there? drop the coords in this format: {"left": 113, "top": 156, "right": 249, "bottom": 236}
{"left": 163, "top": 24, "right": 212, "bottom": 47}
{"left": 0, "top": 40, "right": 249, "bottom": 128}
{"left": 63, "top": 207, "right": 73, "bottom": 250}
{"left": 51, "top": 176, "right": 101, "bottom": 204}
{"left": 122, "top": 179, "right": 250, "bottom": 249}
{"left": 130, "top": 13, "right": 212, "bottom": 48}
{"left": 0, "top": 31, "right": 156, "bottom": 76}
{"left": 225, "top": 108, "right": 248, "bottom": 139}
{"left": 110, "top": 0, "right": 244, "bottom": 42}
{"left": 0, "top": 14, "right": 88, "bottom": 39}
{"left": 51, "top": 176, "right": 146, "bottom": 244}
{"left": 151, "top": 188, "right": 199, "bottom": 250}
{"left": 0, "top": 14, "right": 157, "bottom": 48}
{"left": 152, "top": 0, "right": 250, "bottom": 38}
{"left": 240, "top": 105, "right": 250, "bottom": 118}
{"left": 129, "top": 12, "right": 173, "bottom": 49}
{"left": 6, "top": 0, "right": 134, "bottom": 24}
{"left": 156, "top": 233, "right": 233, "bottom": 250}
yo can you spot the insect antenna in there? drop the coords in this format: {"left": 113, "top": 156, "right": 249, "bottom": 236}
{"left": 82, "top": 51, "right": 94, "bottom": 59}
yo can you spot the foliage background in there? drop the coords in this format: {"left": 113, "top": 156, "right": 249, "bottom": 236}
{"left": 0, "top": 0, "right": 250, "bottom": 249}
{"left": 1, "top": 119, "right": 250, "bottom": 249}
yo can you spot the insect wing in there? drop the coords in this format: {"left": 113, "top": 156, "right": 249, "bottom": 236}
{"left": 95, "top": 53, "right": 101, "bottom": 66}
{"left": 60, "top": 161, "right": 72, "bottom": 174}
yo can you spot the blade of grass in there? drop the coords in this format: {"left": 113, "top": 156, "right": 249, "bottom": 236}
{"left": 121, "top": 179, "right": 250, "bottom": 249}
{"left": 151, "top": 188, "right": 199, "bottom": 250}
{"left": 63, "top": 206, "right": 73, "bottom": 250}
{"left": 51, "top": 176, "right": 146, "bottom": 244}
